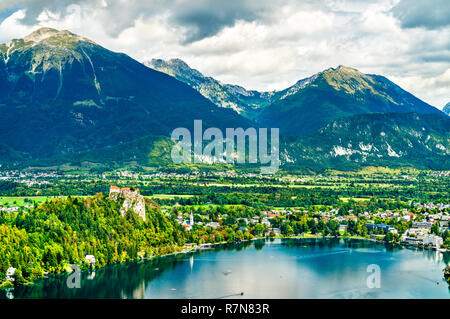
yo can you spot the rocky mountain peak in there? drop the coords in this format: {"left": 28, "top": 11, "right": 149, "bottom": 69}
{"left": 21, "top": 27, "right": 94, "bottom": 46}
{"left": 148, "top": 58, "right": 203, "bottom": 78}
{"left": 335, "top": 65, "right": 360, "bottom": 73}
{"left": 0, "top": 27, "right": 96, "bottom": 64}
{"left": 24, "top": 27, "right": 60, "bottom": 42}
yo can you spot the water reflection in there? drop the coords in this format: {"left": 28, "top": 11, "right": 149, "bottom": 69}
{"left": 189, "top": 255, "right": 194, "bottom": 272}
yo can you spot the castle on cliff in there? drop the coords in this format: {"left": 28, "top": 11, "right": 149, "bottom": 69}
{"left": 109, "top": 186, "right": 146, "bottom": 221}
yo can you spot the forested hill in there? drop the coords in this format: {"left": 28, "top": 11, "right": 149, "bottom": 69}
{"left": 0, "top": 194, "right": 184, "bottom": 286}
{"left": 0, "top": 28, "right": 251, "bottom": 158}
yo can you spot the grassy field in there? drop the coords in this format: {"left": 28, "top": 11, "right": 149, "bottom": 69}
{"left": 183, "top": 182, "right": 339, "bottom": 189}
{"left": 146, "top": 194, "right": 195, "bottom": 199}
{"left": 339, "top": 197, "right": 370, "bottom": 203}
{"left": 0, "top": 196, "right": 87, "bottom": 207}
{"left": 0, "top": 196, "right": 59, "bottom": 207}
{"left": 160, "top": 203, "right": 248, "bottom": 210}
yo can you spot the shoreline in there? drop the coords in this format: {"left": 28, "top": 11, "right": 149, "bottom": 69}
{"left": 144, "top": 233, "right": 447, "bottom": 262}
{"left": 1, "top": 233, "right": 447, "bottom": 290}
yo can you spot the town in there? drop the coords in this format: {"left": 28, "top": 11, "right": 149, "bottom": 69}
{"left": 170, "top": 200, "right": 449, "bottom": 251}
{"left": 1, "top": 167, "right": 449, "bottom": 291}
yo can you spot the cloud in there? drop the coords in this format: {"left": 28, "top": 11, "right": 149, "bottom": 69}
{"left": 390, "top": 68, "right": 450, "bottom": 109}
{"left": 0, "top": 0, "right": 79, "bottom": 24}
{"left": 0, "top": 0, "right": 278, "bottom": 41}
{"left": 0, "top": 0, "right": 449, "bottom": 107}
{"left": 167, "top": 0, "right": 276, "bottom": 43}
{"left": 391, "top": 0, "right": 450, "bottom": 30}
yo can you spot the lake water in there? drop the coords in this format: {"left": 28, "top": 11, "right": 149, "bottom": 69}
{"left": 2, "top": 238, "right": 450, "bottom": 299}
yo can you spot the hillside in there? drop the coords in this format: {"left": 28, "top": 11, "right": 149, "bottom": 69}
{"left": 0, "top": 28, "right": 447, "bottom": 172}
{"left": 0, "top": 28, "right": 252, "bottom": 158}
{"left": 258, "top": 66, "right": 443, "bottom": 135}
{"left": 146, "top": 60, "right": 444, "bottom": 137}
{"left": 281, "top": 113, "right": 450, "bottom": 170}
{"left": 0, "top": 193, "right": 184, "bottom": 285}
{"left": 16, "top": 113, "right": 449, "bottom": 172}
{"left": 145, "top": 58, "right": 273, "bottom": 119}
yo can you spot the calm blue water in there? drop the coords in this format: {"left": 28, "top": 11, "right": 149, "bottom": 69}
{"left": 2, "top": 238, "right": 450, "bottom": 299}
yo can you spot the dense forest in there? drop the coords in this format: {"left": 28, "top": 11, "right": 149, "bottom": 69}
{"left": 0, "top": 194, "right": 185, "bottom": 287}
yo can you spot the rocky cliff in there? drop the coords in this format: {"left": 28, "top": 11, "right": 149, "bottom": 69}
{"left": 109, "top": 186, "right": 146, "bottom": 221}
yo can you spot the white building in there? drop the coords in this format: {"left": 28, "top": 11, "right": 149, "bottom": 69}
{"left": 403, "top": 237, "right": 422, "bottom": 245}
{"left": 271, "top": 228, "right": 281, "bottom": 234}
{"left": 85, "top": 255, "right": 96, "bottom": 266}
{"left": 206, "top": 222, "right": 220, "bottom": 228}
{"left": 423, "top": 235, "right": 443, "bottom": 248}
{"left": 5, "top": 267, "right": 16, "bottom": 282}
{"left": 262, "top": 219, "right": 271, "bottom": 227}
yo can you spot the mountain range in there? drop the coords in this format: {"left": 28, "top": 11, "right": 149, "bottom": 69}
{"left": 0, "top": 28, "right": 448, "bottom": 171}
{"left": 148, "top": 59, "right": 444, "bottom": 136}
{"left": 26, "top": 112, "right": 448, "bottom": 172}
{"left": 146, "top": 58, "right": 274, "bottom": 119}
{"left": 0, "top": 28, "right": 250, "bottom": 158}
{"left": 281, "top": 112, "right": 449, "bottom": 170}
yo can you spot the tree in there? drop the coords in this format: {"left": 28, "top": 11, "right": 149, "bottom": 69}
{"left": 253, "top": 223, "right": 265, "bottom": 236}
{"left": 285, "top": 225, "right": 293, "bottom": 236}
{"left": 384, "top": 232, "right": 394, "bottom": 242}
{"left": 431, "top": 223, "right": 440, "bottom": 235}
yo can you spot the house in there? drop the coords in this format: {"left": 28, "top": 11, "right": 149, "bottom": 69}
{"left": 364, "top": 223, "right": 397, "bottom": 234}
{"left": 400, "top": 215, "right": 411, "bottom": 222}
{"left": 262, "top": 219, "right": 271, "bottom": 227}
{"left": 412, "top": 222, "right": 432, "bottom": 230}
{"left": 268, "top": 212, "right": 280, "bottom": 218}
{"left": 251, "top": 216, "right": 260, "bottom": 223}
{"left": 423, "top": 235, "right": 443, "bottom": 248}
{"left": 85, "top": 255, "right": 96, "bottom": 266}
{"left": 206, "top": 222, "right": 220, "bottom": 228}
{"left": 339, "top": 225, "right": 348, "bottom": 233}
{"left": 439, "top": 221, "right": 449, "bottom": 230}
{"left": 109, "top": 185, "right": 120, "bottom": 192}
{"left": 5, "top": 267, "right": 16, "bottom": 282}
{"left": 271, "top": 228, "right": 281, "bottom": 234}
{"left": 403, "top": 237, "right": 422, "bottom": 245}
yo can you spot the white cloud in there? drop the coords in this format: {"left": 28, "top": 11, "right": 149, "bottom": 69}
{"left": 0, "top": 0, "right": 449, "bottom": 107}
{"left": 0, "top": 10, "right": 35, "bottom": 42}
{"left": 390, "top": 69, "right": 450, "bottom": 109}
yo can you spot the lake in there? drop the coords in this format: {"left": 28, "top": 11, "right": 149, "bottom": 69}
{"left": 2, "top": 238, "right": 450, "bottom": 299}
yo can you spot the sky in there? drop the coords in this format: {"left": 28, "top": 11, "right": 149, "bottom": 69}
{"left": 0, "top": 0, "right": 449, "bottom": 109}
